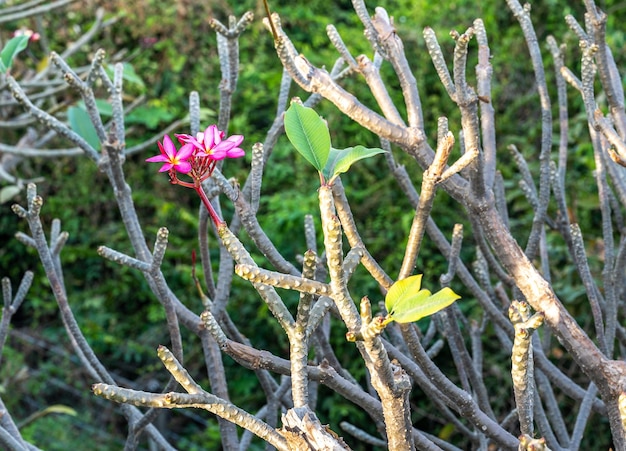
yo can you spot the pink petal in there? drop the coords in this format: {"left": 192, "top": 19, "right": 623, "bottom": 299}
{"left": 213, "top": 134, "right": 244, "bottom": 154}
{"left": 226, "top": 147, "right": 245, "bottom": 158}
{"left": 177, "top": 143, "right": 195, "bottom": 160}
{"left": 175, "top": 133, "right": 194, "bottom": 144}
{"left": 200, "top": 127, "right": 212, "bottom": 148}
{"left": 191, "top": 138, "right": 204, "bottom": 150}
{"left": 177, "top": 132, "right": 204, "bottom": 151}
{"left": 156, "top": 140, "right": 167, "bottom": 156}
{"left": 146, "top": 155, "right": 169, "bottom": 163}
{"left": 213, "top": 140, "right": 236, "bottom": 154}
{"left": 177, "top": 133, "right": 204, "bottom": 152}
{"left": 158, "top": 163, "right": 174, "bottom": 172}
{"left": 203, "top": 125, "right": 221, "bottom": 149}
{"left": 161, "top": 135, "right": 177, "bottom": 158}
{"left": 224, "top": 135, "right": 244, "bottom": 147}
{"left": 197, "top": 130, "right": 207, "bottom": 148}
{"left": 211, "top": 148, "right": 228, "bottom": 160}
{"left": 174, "top": 161, "right": 192, "bottom": 173}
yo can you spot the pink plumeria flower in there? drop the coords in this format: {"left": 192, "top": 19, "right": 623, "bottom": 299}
{"left": 177, "top": 125, "right": 245, "bottom": 160}
{"left": 146, "top": 135, "right": 194, "bottom": 173}
{"left": 13, "top": 28, "right": 41, "bottom": 42}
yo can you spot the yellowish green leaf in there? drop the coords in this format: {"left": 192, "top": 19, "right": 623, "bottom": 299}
{"left": 388, "top": 287, "right": 460, "bottom": 324}
{"left": 384, "top": 274, "right": 422, "bottom": 313}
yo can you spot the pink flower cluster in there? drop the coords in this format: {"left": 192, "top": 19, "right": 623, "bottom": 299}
{"left": 13, "top": 28, "right": 41, "bottom": 42}
{"left": 146, "top": 125, "right": 244, "bottom": 184}
{"left": 146, "top": 125, "right": 244, "bottom": 226}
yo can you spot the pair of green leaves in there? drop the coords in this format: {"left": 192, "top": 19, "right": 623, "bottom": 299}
{"left": 0, "top": 35, "right": 30, "bottom": 73}
{"left": 384, "top": 274, "right": 460, "bottom": 324}
{"left": 284, "top": 102, "right": 459, "bottom": 324}
{"left": 284, "top": 102, "right": 386, "bottom": 184}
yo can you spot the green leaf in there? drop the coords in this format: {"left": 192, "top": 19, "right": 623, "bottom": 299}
{"left": 126, "top": 105, "right": 175, "bottom": 128}
{"left": 385, "top": 274, "right": 460, "bottom": 324}
{"left": 105, "top": 62, "right": 146, "bottom": 90}
{"left": 390, "top": 287, "right": 460, "bottom": 324}
{"left": 0, "top": 185, "right": 22, "bottom": 204}
{"left": 385, "top": 274, "right": 423, "bottom": 313}
{"left": 322, "top": 148, "right": 343, "bottom": 181}
{"left": 324, "top": 145, "right": 387, "bottom": 181}
{"left": 198, "top": 107, "right": 217, "bottom": 122}
{"left": 68, "top": 106, "right": 100, "bottom": 150}
{"left": 284, "top": 102, "right": 331, "bottom": 173}
{"left": 388, "top": 289, "right": 433, "bottom": 322}
{"left": 0, "top": 35, "right": 30, "bottom": 73}
{"left": 78, "top": 99, "right": 113, "bottom": 117}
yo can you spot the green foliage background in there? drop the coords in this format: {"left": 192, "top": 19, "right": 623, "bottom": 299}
{"left": 1, "top": 0, "right": 624, "bottom": 448}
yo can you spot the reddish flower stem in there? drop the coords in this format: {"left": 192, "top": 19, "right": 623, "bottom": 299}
{"left": 167, "top": 169, "right": 225, "bottom": 227}
{"left": 193, "top": 181, "right": 225, "bottom": 228}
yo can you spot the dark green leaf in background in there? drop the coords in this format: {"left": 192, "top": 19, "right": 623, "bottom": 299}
{"left": 68, "top": 106, "right": 100, "bottom": 151}
{"left": 0, "top": 35, "right": 30, "bottom": 73}
{"left": 105, "top": 62, "right": 146, "bottom": 90}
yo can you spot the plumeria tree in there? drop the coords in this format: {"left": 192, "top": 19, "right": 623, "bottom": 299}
{"left": 1, "top": 0, "right": 626, "bottom": 450}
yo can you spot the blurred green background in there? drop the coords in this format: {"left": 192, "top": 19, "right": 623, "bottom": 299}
{"left": 1, "top": 0, "right": 623, "bottom": 448}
